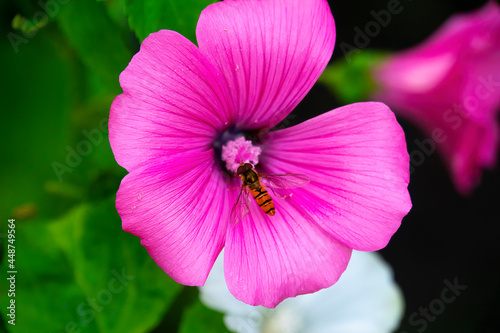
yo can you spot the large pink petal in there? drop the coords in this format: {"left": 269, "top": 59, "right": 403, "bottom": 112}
{"left": 116, "top": 150, "right": 229, "bottom": 286}
{"left": 260, "top": 102, "right": 412, "bottom": 251}
{"left": 224, "top": 197, "right": 352, "bottom": 308}
{"left": 461, "top": 51, "right": 500, "bottom": 123}
{"left": 449, "top": 119, "right": 499, "bottom": 194}
{"left": 369, "top": 4, "right": 500, "bottom": 194}
{"left": 417, "top": 1, "right": 500, "bottom": 60}
{"left": 375, "top": 60, "right": 499, "bottom": 195}
{"left": 110, "top": 30, "right": 233, "bottom": 171}
{"left": 375, "top": 2, "right": 500, "bottom": 125}
{"left": 196, "top": 0, "right": 335, "bottom": 130}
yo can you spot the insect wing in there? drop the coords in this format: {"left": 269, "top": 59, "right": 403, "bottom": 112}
{"left": 230, "top": 186, "right": 251, "bottom": 227}
{"left": 260, "top": 173, "right": 310, "bottom": 189}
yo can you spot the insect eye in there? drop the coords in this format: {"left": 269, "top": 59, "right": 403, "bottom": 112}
{"left": 236, "top": 165, "right": 246, "bottom": 175}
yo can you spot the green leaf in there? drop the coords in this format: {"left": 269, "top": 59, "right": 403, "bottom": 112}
{"left": 1, "top": 1, "right": 129, "bottom": 222}
{"left": 0, "top": 198, "right": 181, "bottom": 333}
{"left": 319, "top": 50, "right": 388, "bottom": 105}
{"left": 0, "top": 24, "right": 75, "bottom": 221}
{"left": 124, "top": 0, "right": 216, "bottom": 44}
{"left": 56, "top": 0, "right": 132, "bottom": 94}
{"left": 101, "top": 0, "right": 130, "bottom": 32}
{"left": 179, "top": 298, "right": 229, "bottom": 333}
{"left": 58, "top": 98, "right": 127, "bottom": 204}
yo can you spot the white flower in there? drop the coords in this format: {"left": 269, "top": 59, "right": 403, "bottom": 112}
{"left": 199, "top": 251, "right": 404, "bottom": 333}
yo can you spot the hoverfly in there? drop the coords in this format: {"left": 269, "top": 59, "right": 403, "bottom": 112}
{"left": 230, "top": 163, "right": 310, "bottom": 226}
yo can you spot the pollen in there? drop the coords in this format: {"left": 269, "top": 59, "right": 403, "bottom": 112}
{"left": 221, "top": 137, "right": 261, "bottom": 173}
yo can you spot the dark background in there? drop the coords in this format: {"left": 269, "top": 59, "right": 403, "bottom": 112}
{"left": 294, "top": 1, "right": 500, "bottom": 332}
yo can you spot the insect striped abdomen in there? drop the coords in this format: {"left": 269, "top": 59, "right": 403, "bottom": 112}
{"left": 250, "top": 184, "right": 276, "bottom": 216}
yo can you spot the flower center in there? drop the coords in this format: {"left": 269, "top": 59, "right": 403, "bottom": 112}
{"left": 221, "top": 136, "right": 261, "bottom": 173}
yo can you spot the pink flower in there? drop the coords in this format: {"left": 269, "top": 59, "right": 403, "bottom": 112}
{"left": 373, "top": 1, "right": 500, "bottom": 195}
{"left": 110, "top": 0, "right": 411, "bottom": 307}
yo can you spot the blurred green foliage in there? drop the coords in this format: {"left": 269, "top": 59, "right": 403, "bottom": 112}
{"left": 319, "top": 49, "right": 388, "bottom": 105}
{"left": 124, "top": 0, "right": 215, "bottom": 43}
{"left": 179, "top": 299, "right": 230, "bottom": 333}
{"left": 1, "top": 199, "right": 182, "bottom": 333}
{"left": 0, "top": 0, "right": 226, "bottom": 332}
{"left": 57, "top": 0, "right": 132, "bottom": 94}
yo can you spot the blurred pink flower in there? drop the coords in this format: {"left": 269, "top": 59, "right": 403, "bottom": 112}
{"left": 374, "top": 1, "right": 500, "bottom": 194}
{"left": 110, "top": 0, "right": 411, "bottom": 307}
